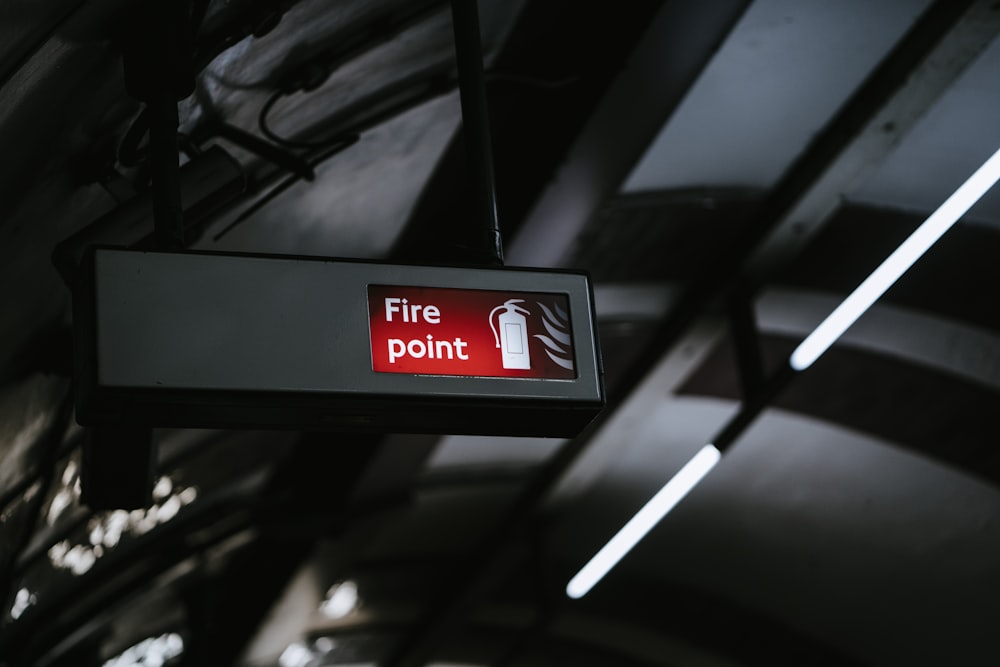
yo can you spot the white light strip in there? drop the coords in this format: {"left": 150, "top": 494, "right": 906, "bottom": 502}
{"left": 566, "top": 444, "right": 721, "bottom": 599}
{"left": 790, "top": 146, "right": 1000, "bottom": 371}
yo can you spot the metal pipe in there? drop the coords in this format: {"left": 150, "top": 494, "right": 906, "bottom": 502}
{"left": 148, "top": 82, "right": 185, "bottom": 249}
{"left": 451, "top": 0, "right": 503, "bottom": 266}
{"left": 728, "top": 286, "right": 767, "bottom": 402}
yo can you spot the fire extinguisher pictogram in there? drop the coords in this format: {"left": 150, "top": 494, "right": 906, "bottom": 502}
{"left": 489, "top": 299, "right": 531, "bottom": 369}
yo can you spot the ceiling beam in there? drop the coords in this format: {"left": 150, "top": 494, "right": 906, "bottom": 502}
{"left": 506, "top": 0, "right": 751, "bottom": 267}
{"left": 747, "top": 0, "right": 1000, "bottom": 277}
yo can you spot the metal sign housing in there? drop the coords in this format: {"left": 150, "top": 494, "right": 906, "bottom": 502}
{"left": 74, "top": 248, "right": 604, "bottom": 436}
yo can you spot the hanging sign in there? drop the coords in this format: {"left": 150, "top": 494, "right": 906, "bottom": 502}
{"left": 74, "top": 249, "right": 604, "bottom": 436}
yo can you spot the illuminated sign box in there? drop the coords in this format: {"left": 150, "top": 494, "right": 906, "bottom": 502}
{"left": 74, "top": 249, "right": 604, "bottom": 436}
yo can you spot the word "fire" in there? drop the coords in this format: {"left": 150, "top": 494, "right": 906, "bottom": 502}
{"left": 383, "top": 296, "right": 470, "bottom": 364}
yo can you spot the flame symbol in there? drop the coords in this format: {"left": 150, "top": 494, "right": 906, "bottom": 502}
{"left": 533, "top": 302, "right": 574, "bottom": 370}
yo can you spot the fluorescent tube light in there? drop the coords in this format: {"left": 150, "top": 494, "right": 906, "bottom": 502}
{"left": 566, "top": 444, "right": 721, "bottom": 599}
{"left": 790, "top": 146, "right": 1000, "bottom": 371}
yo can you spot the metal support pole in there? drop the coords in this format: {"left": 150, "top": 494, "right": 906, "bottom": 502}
{"left": 451, "top": 0, "right": 504, "bottom": 266}
{"left": 80, "top": 0, "right": 196, "bottom": 510}
{"left": 149, "top": 89, "right": 185, "bottom": 249}
{"left": 120, "top": 0, "right": 193, "bottom": 249}
{"left": 728, "top": 285, "right": 766, "bottom": 402}
{"left": 713, "top": 362, "right": 796, "bottom": 454}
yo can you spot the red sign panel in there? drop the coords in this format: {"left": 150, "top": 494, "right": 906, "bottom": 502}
{"left": 368, "top": 285, "right": 576, "bottom": 379}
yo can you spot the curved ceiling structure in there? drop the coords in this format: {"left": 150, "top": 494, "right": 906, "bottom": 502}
{"left": 1, "top": 1, "right": 999, "bottom": 666}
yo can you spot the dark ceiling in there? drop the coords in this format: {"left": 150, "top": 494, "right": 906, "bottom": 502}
{"left": 2, "top": 1, "right": 1000, "bottom": 666}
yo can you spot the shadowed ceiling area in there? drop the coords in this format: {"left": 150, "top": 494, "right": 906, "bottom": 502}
{"left": 2, "top": 1, "right": 1000, "bottom": 666}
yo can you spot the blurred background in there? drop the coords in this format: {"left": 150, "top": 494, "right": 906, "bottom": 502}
{"left": 2, "top": 0, "right": 1000, "bottom": 665}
